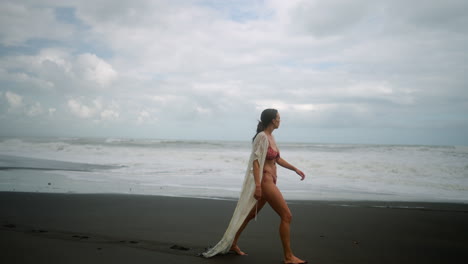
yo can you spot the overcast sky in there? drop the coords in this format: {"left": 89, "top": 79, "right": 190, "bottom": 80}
{"left": 0, "top": 0, "right": 467, "bottom": 145}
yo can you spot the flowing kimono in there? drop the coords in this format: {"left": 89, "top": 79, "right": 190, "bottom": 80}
{"left": 202, "top": 131, "right": 269, "bottom": 258}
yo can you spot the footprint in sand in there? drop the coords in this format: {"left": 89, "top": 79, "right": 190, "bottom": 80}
{"left": 72, "top": 235, "right": 89, "bottom": 239}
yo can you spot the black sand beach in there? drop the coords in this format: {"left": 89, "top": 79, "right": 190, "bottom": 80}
{"left": 1, "top": 192, "right": 467, "bottom": 263}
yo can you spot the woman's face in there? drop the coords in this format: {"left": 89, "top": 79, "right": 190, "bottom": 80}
{"left": 273, "top": 112, "right": 281, "bottom": 129}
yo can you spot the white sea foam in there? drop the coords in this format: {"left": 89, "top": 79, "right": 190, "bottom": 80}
{"left": 0, "top": 137, "right": 467, "bottom": 203}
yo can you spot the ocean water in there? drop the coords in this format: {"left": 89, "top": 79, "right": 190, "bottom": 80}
{"left": 0, "top": 137, "right": 467, "bottom": 203}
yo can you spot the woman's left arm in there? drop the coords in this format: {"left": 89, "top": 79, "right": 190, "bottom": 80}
{"left": 277, "top": 157, "right": 306, "bottom": 180}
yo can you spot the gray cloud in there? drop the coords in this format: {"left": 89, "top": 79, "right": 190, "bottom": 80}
{"left": 291, "top": 0, "right": 374, "bottom": 37}
{"left": 0, "top": 0, "right": 467, "bottom": 145}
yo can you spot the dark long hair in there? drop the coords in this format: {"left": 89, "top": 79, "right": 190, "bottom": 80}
{"left": 252, "top": 108, "right": 278, "bottom": 141}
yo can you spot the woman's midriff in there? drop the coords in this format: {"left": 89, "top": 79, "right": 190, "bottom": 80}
{"left": 262, "top": 160, "right": 277, "bottom": 185}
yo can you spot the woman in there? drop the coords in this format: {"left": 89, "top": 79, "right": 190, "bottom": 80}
{"left": 203, "top": 109, "right": 307, "bottom": 264}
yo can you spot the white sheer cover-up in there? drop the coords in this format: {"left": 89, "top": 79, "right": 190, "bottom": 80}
{"left": 202, "top": 132, "right": 269, "bottom": 258}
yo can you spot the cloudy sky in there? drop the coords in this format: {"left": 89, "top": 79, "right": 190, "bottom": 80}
{"left": 0, "top": 0, "right": 467, "bottom": 145}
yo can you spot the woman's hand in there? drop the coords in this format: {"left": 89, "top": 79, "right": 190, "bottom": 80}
{"left": 254, "top": 185, "right": 262, "bottom": 200}
{"left": 295, "top": 168, "right": 306, "bottom": 181}
{"left": 277, "top": 158, "right": 306, "bottom": 181}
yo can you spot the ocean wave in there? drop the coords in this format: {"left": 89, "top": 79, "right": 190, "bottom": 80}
{"left": 1, "top": 137, "right": 467, "bottom": 202}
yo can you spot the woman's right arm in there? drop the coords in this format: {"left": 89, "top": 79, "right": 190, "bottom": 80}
{"left": 253, "top": 160, "right": 262, "bottom": 200}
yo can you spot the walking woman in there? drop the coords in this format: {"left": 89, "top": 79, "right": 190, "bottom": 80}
{"left": 202, "top": 108, "right": 307, "bottom": 264}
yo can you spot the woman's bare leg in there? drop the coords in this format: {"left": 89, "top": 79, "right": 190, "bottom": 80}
{"left": 230, "top": 198, "right": 267, "bottom": 255}
{"left": 262, "top": 181, "right": 306, "bottom": 264}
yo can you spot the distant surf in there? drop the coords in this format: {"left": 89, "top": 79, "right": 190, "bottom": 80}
{"left": 0, "top": 137, "right": 467, "bottom": 203}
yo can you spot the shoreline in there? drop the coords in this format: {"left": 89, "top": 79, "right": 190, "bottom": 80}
{"left": 1, "top": 189, "right": 467, "bottom": 206}
{"left": 2, "top": 191, "right": 468, "bottom": 263}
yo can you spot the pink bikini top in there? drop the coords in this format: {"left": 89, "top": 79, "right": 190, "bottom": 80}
{"left": 266, "top": 146, "right": 280, "bottom": 160}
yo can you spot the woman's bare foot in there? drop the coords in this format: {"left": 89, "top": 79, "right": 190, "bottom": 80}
{"left": 229, "top": 245, "right": 247, "bottom": 255}
{"left": 284, "top": 255, "right": 307, "bottom": 264}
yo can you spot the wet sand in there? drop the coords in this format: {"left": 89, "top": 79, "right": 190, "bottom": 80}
{"left": 1, "top": 192, "right": 467, "bottom": 263}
